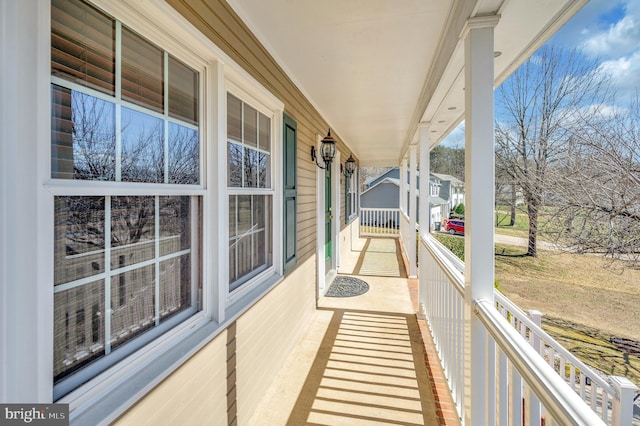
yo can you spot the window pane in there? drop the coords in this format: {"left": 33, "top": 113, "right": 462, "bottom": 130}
{"left": 54, "top": 279, "right": 105, "bottom": 382}
{"left": 168, "top": 56, "right": 198, "bottom": 125}
{"left": 54, "top": 196, "right": 106, "bottom": 285}
{"left": 258, "top": 152, "right": 271, "bottom": 188}
{"left": 121, "top": 27, "right": 164, "bottom": 113}
{"left": 111, "top": 264, "right": 155, "bottom": 348}
{"left": 159, "top": 196, "right": 190, "bottom": 256}
{"left": 168, "top": 123, "right": 199, "bottom": 184}
{"left": 160, "top": 254, "right": 192, "bottom": 322}
{"left": 229, "top": 239, "right": 237, "bottom": 284}
{"left": 121, "top": 108, "right": 164, "bottom": 183}
{"left": 259, "top": 112, "right": 270, "bottom": 152}
{"left": 51, "top": 0, "right": 115, "bottom": 95}
{"left": 228, "top": 195, "right": 272, "bottom": 290}
{"left": 259, "top": 195, "right": 273, "bottom": 268}
{"left": 253, "top": 195, "right": 265, "bottom": 230}
{"left": 245, "top": 148, "right": 258, "bottom": 188}
{"left": 229, "top": 196, "right": 237, "bottom": 238}
{"left": 227, "top": 93, "right": 242, "bottom": 142}
{"left": 243, "top": 104, "right": 257, "bottom": 148}
{"left": 228, "top": 143, "right": 243, "bottom": 187}
{"left": 52, "top": 85, "right": 116, "bottom": 180}
{"left": 253, "top": 230, "right": 266, "bottom": 268}
{"left": 237, "top": 195, "right": 252, "bottom": 235}
{"left": 235, "top": 235, "right": 252, "bottom": 281}
{"left": 111, "top": 196, "right": 155, "bottom": 269}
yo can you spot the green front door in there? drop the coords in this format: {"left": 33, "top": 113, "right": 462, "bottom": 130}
{"left": 325, "top": 167, "right": 332, "bottom": 272}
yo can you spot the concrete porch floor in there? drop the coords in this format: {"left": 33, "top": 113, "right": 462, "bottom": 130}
{"left": 248, "top": 237, "right": 461, "bottom": 425}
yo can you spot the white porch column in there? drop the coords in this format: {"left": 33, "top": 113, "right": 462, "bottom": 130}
{"left": 400, "top": 158, "right": 407, "bottom": 215}
{"left": 462, "top": 15, "right": 500, "bottom": 426}
{"left": 408, "top": 146, "right": 418, "bottom": 278}
{"left": 418, "top": 123, "right": 431, "bottom": 311}
{"left": 418, "top": 123, "right": 431, "bottom": 236}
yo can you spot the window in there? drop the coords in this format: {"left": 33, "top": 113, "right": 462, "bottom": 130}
{"left": 345, "top": 169, "right": 358, "bottom": 223}
{"left": 51, "top": 0, "right": 201, "bottom": 398}
{"left": 227, "top": 92, "right": 273, "bottom": 292}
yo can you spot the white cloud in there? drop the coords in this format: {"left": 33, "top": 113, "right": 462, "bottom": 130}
{"left": 582, "top": 14, "right": 640, "bottom": 58}
{"left": 597, "top": 50, "right": 640, "bottom": 99}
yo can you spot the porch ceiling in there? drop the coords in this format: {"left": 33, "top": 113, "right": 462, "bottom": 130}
{"left": 227, "top": 0, "right": 586, "bottom": 166}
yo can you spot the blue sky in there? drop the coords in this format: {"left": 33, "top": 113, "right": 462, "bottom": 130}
{"left": 550, "top": 0, "right": 640, "bottom": 100}
{"left": 441, "top": 0, "right": 640, "bottom": 147}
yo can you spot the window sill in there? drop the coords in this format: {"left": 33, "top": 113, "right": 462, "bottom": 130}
{"left": 346, "top": 213, "right": 358, "bottom": 225}
{"left": 71, "top": 273, "right": 283, "bottom": 425}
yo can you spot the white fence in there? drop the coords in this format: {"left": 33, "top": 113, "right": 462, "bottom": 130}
{"left": 419, "top": 234, "right": 637, "bottom": 425}
{"left": 360, "top": 207, "right": 400, "bottom": 237}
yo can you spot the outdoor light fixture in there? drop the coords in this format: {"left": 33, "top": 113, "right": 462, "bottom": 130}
{"left": 311, "top": 129, "right": 337, "bottom": 169}
{"left": 343, "top": 153, "right": 356, "bottom": 177}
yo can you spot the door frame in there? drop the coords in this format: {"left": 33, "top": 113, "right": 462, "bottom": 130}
{"left": 316, "top": 136, "right": 340, "bottom": 299}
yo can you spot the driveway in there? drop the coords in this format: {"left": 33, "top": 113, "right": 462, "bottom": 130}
{"left": 494, "top": 233, "right": 557, "bottom": 251}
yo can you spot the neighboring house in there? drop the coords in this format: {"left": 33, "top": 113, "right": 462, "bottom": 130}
{"left": 361, "top": 167, "right": 463, "bottom": 229}
{"left": 432, "top": 173, "right": 466, "bottom": 218}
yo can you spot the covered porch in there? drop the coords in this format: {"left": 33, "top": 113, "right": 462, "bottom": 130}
{"left": 251, "top": 226, "right": 637, "bottom": 425}
{"left": 249, "top": 236, "right": 458, "bottom": 425}
{"left": 225, "top": 0, "right": 639, "bottom": 423}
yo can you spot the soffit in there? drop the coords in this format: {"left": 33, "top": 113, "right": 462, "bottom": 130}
{"left": 227, "top": 0, "right": 586, "bottom": 166}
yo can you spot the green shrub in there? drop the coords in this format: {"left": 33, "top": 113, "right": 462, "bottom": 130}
{"left": 433, "top": 234, "right": 465, "bottom": 260}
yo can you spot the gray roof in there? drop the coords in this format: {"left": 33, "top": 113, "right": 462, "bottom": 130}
{"left": 431, "top": 173, "right": 464, "bottom": 186}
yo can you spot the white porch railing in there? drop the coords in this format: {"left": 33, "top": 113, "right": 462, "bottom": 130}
{"left": 359, "top": 207, "right": 400, "bottom": 237}
{"left": 419, "top": 233, "right": 638, "bottom": 425}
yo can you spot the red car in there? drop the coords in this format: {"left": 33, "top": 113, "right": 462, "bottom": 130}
{"left": 444, "top": 219, "right": 465, "bottom": 235}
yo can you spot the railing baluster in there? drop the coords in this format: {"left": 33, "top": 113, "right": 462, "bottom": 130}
{"left": 419, "top": 235, "right": 615, "bottom": 425}
{"left": 499, "top": 350, "right": 508, "bottom": 425}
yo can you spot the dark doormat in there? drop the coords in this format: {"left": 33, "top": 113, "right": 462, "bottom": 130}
{"left": 325, "top": 276, "right": 370, "bottom": 297}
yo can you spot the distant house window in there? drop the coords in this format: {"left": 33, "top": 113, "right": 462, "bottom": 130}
{"left": 51, "top": 0, "right": 202, "bottom": 398}
{"left": 227, "top": 92, "right": 273, "bottom": 292}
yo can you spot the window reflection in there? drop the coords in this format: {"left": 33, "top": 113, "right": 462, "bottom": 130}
{"left": 54, "top": 196, "right": 106, "bottom": 285}
{"left": 111, "top": 196, "right": 155, "bottom": 268}
{"left": 52, "top": 85, "right": 116, "bottom": 180}
{"left": 121, "top": 108, "right": 164, "bottom": 183}
{"left": 228, "top": 143, "right": 243, "bottom": 187}
{"left": 168, "top": 123, "right": 199, "bottom": 184}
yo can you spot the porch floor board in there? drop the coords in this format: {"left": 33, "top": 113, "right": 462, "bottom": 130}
{"left": 248, "top": 238, "right": 460, "bottom": 426}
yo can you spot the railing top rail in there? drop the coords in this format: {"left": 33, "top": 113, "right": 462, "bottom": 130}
{"left": 475, "top": 299, "right": 607, "bottom": 426}
{"left": 360, "top": 207, "right": 400, "bottom": 212}
{"left": 422, "top": 233, "right": 465, "bottom": 273}
{"left": 494, "top": 292, "right": 613, "bottom": 393}
{"left": 421, "top": 234, "right": 465, "bottom": 296}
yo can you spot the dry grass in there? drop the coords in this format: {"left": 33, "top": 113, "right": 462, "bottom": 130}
{"left": 495, "top": 245, "right": 640, "bottom": 385}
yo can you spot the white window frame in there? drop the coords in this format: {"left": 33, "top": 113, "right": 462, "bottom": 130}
{"left": 14, "top": 0, "right": 287, "bottom": 421}
{"left": 48, "top": 0, "right": 213, "bottom": 411}
{"left": 222, "top": 79, "right": 283, "bottom": 306}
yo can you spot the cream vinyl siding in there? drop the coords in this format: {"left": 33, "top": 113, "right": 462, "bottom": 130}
{"left": 235, "top": 257, "right": 315, "bottom": 423}
{"left": 167, "top": 0, "right": 357, "bottom": 263}
{"left": 115, "top": 258, "right": 315, "bottom": 425}
{"left": 114, "top": 331, "right": 228, "bottom": 425}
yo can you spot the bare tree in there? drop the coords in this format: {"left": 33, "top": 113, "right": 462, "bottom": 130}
{"left": 430, "top": 145, "right": 465, "bottom": 182}
{"left": 495, "top": 45, "right": 609, "bottom": 256}
{"left": 550, "top": 96, "right": 640, "bottom": 265}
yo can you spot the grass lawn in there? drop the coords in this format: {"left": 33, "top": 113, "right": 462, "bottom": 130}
{"left": 494, "top": 208, "right": 529, "bottom": 238}
{"left": 495, "top": 244, "right": 640, "bottom": 386}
